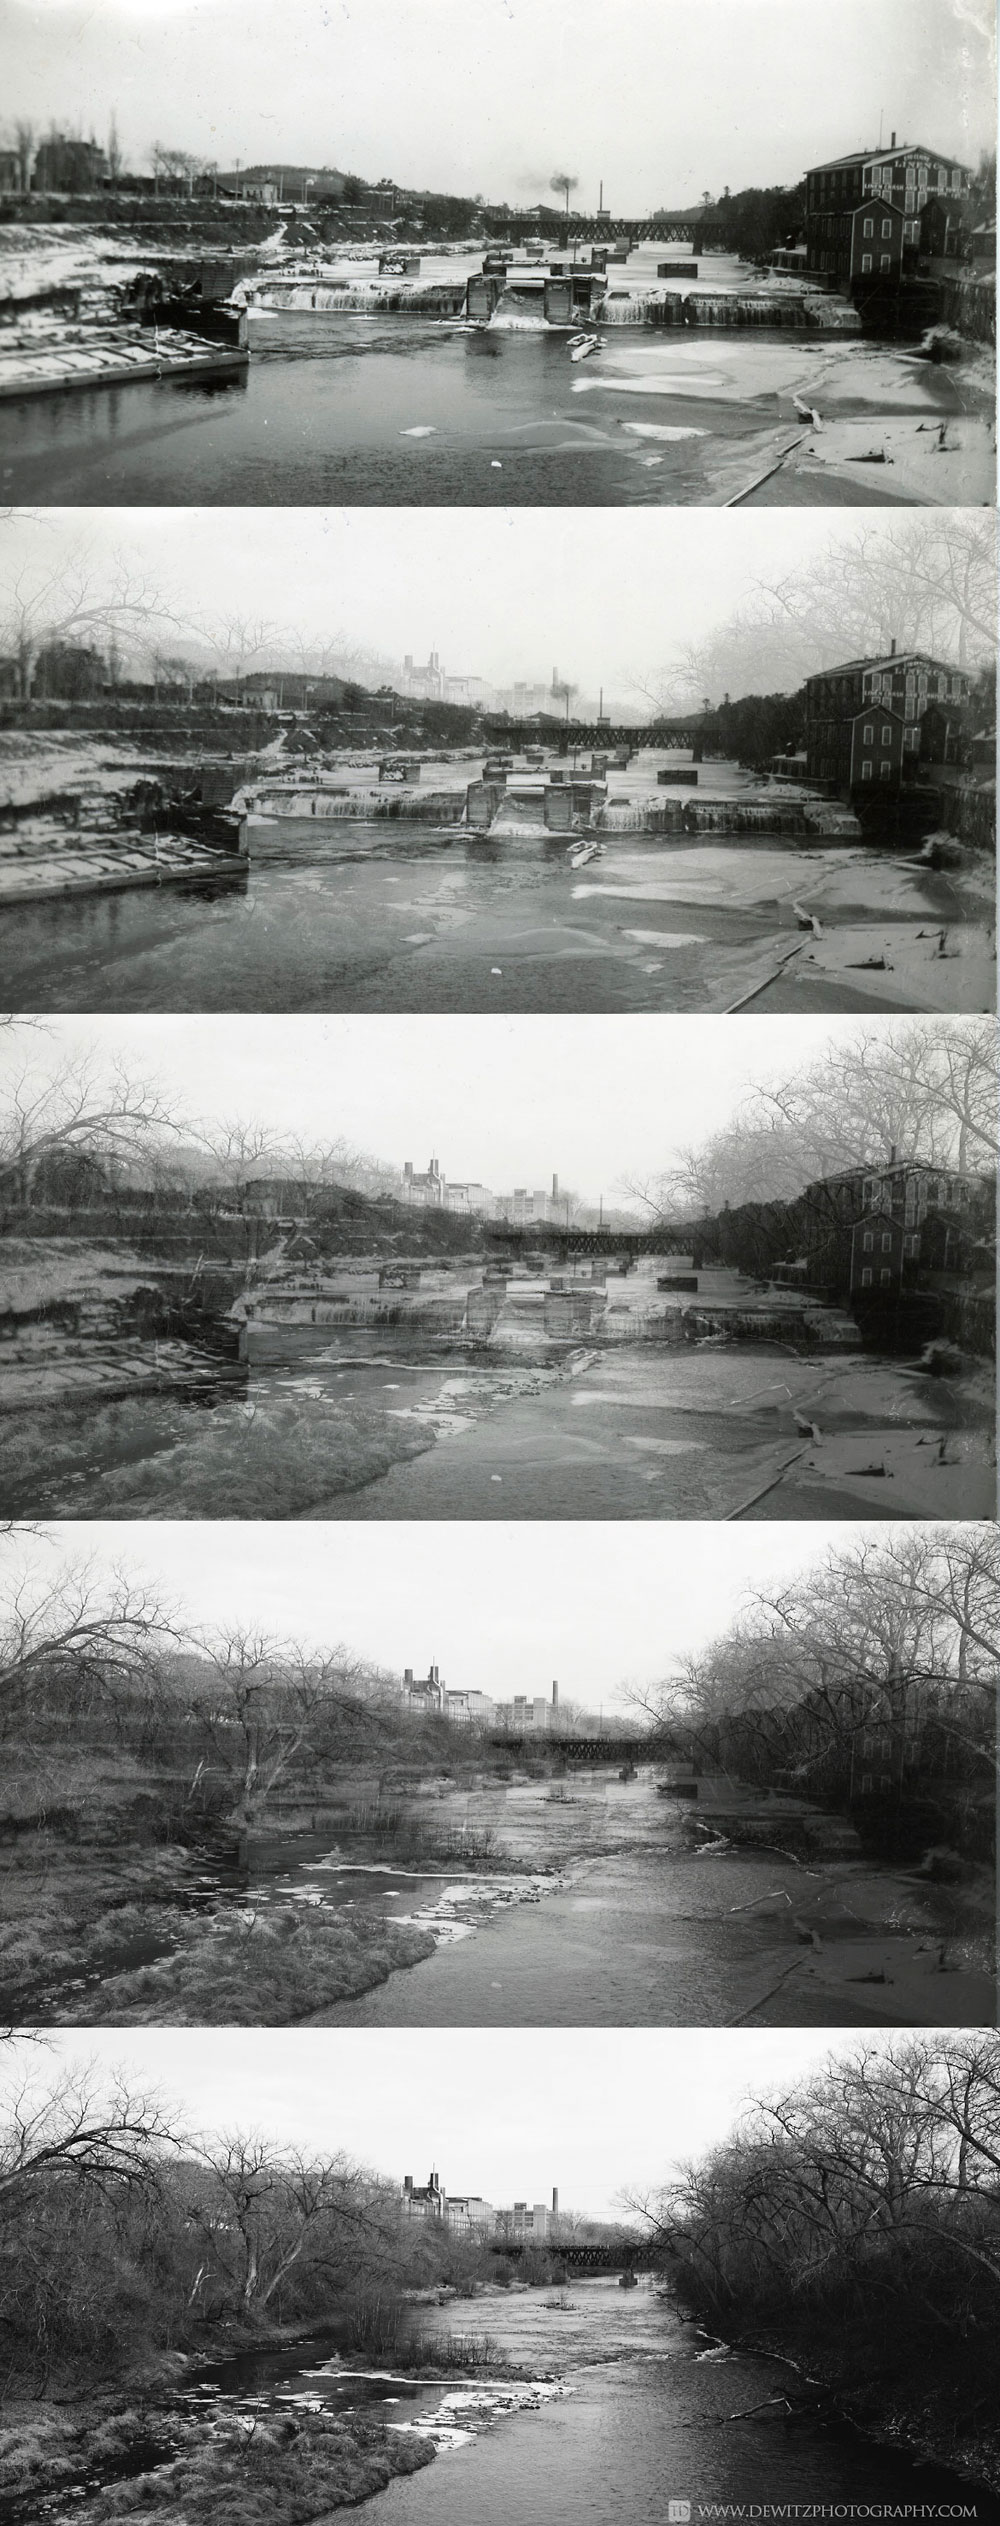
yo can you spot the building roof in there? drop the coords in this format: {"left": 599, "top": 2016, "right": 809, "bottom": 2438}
{"left": 807, "top": 651, "right": 964, "bottom": 679}
{"left": 806, "top": 144, "right": 971, "bottom": 176}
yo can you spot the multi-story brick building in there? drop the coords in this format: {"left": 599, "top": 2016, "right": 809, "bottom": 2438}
{"left": 401, "top": 2172, "right": 495, "bottom": 2236}
{"left": 803, "top": 647, "right": 970, "bottom": 792}
{"left": 804, "top": 139, "right": 971, "bottom": 283}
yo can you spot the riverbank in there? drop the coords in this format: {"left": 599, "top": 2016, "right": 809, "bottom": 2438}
{"left": 9, "top": 2270, "right": 997, "bottom": 2526}
{"left": 5, "top": 1754, "right": 990, "bottom": 2031}
{"left": 0, "top": 2388, "right": 438, "bottom": 2526}
{"left": 695, "top": 2313, "right": 1000, "bottom": 2508}
{"left": 0, "top": 1863, "right": 437, "bottom": 2025}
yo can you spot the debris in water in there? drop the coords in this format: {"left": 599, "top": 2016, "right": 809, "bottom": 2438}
{"left": 401, "top": 425, "right": 436, "bottom": 437}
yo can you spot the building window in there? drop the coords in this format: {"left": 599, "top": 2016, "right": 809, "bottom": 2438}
{"left": 881, "top": 1233, "right": 892, "bottom": 1252}
{"left": 880, "top": 1268, "right": 892, "bottom": 1286}
{"left": 863, "top": 1231, "right": 874, "bottom": 1253}
{"left": 879, "top": 761, "right": 892, "bottom": 780}
{"left": 882, "top": 725, "right": 892, "bottom": 742}
{"left": 861, "top": 760, "right": 873, "bottom": 780}
{"left": 863, "top": 216, "right": 873, "bottom": 237}
{"left": 861, "top": 1267, "right": 873, "bottom": 1288}
{"left": 882, "top": 218, "right": 893, "bottom": 238}
{"left": 880, "top": 253, "right": 891, "bottom": 271}
{"left": 864, "top": 724, "right": 874, "bottom": 745}
{"left": 861, "top": 251, "right": 872, "bottom": 273}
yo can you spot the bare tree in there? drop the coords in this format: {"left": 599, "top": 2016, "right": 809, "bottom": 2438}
{"left": 185, "top": 2138, "right": 393, "bottom": 2314}
{"left": 652, "top": 516, "right": 996, "bottom": 707}
{"left": 629, "top": 1019, "right": 997, "bottom": 1221}
{"left": 0, "top": 1544, "right": 174, "bottom": 1743}
{"left": 190, "top": 1628, "right": 392, "bottom": 1833}
{"left": 204, "top": 614, "right": 280, "bottom": 701}
{"left": 0, "top": 522, "right": 184, "bottom": 700}
{"left": 0, "top": 1033, "right": 182, "bottom": 1207}
{"left": 0, "top": 2058, "right": 177, "bottom": 2208}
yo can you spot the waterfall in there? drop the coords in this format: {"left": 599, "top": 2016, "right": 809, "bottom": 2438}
{"left": 601, "top": 291, "right": 684, "bottom": 326}
{"left": 682, "top": 800, "right": 809, "bottom": 835}
{"left": 249, "top": 787, "right": 463, "bottom": 822}
{"left": 593, "top": 801, "right": 647, "bottom": 831}
{"left": 249, "top": 281, "right": 462, "bottom": 314}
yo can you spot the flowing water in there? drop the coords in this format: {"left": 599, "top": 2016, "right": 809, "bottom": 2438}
{"left": 377, "top": 2284, "right": 999, "bottom": 2524}
{"left": 5, "top": 1319, "right": 990, "bottom": 1523}
{"left": 84, "top": 2283, "right": 999, "bottom": 2523}
{"left": 1, "top": 294, "right": 937, "bottom": 507}
{"left": 3, "top": 825, "right": 971, "bottom": 1016}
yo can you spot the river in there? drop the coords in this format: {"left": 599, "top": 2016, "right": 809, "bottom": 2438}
{"left": 2, "top": 243, "right": 956, "bottom": 507}
{"left": 4, "top": 1320, "right": 992, "bottom": 1522}
{"left": 2, "top": 822, "right": 978, "bottom": 1017}
{"left": 55, "top": 2282, "right": 995, "bottom": 2523}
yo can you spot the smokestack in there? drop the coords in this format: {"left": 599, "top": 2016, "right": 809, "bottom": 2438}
{"left": 404, "top": 2175, "right": 413, "bottom": 2193}
{"left": 890, "top": 638, "right": 897, "bottom": 656}
{"left": 552, "top": 1172, "right": 559, "bottom": 1201}
{"left": 552, "top": 2187, "right": 559, "bottom": 2216}
{"left": 552, "top": 1679, "right": 559, "bottom": 1708}
{"left": 890, "top": 129, "right": 896, "bottom": 148}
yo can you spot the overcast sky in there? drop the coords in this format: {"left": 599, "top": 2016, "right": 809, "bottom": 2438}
{"left": 8, "top": 1518, "right": 909, "bottom": 1709}
{"left": 0, "top": 507, "right": 938, "bottom": 705}
{"left": 3, "top": 0, "right": 993, "bottom": 206}
{"left": 7, "top": 1013, "right": 909, "bottom": 1194}
{"left": 18, "top": 2027, "right": 885, "bottom": 2214}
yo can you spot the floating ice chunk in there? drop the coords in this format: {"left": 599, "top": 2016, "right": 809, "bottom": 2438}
{"left": 401, "top": 425, "right": 437, "bottom": 437}
{"left": 619, "top": 420, "right": 708, "bottom": 440}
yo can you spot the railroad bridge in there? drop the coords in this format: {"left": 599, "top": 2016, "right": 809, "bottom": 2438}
{"left": 498, "top": 2237, "right": 660, "bottom": 2272}
{"left": 487, "top": 1732, "right": 656, "bottom": 1765}
{"left": 483, "top": 717, "right": 711, "bottom": 754}
{"left": 561, "top": 214, "right": 738, "bottom": 252}
{"left": 486, "top": 1224, "right": 691, "bottom": 1260}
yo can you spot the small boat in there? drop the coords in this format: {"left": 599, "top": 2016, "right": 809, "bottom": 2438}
{"left": 619, "top": 2270, "right": 639, "bottom": 2289}
{"left": 569, "top": 332, "right": 601, "bottom": 362}
{"left": 567, "top": 838, "right": 602, "bottom": 868}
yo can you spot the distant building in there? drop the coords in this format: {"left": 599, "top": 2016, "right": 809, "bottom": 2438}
{"left": 495, "top": 2198, "right": 554, "bottom": 2241}
{"left": 401, "top": 1158, "right": 566, "bottom": 1223}
{"left": 804, "top": 139, "right": 971, "bottom": 284}
{"left": 397, "top": 1665, "right": 494, "bottom": 1725}
{"left": 401, "top": 2172, "right": 494, "bottom": 2237}
{"left": 32, "top": 135, "right": 108, "bottom": 194}
{"left": 399, "top": 1663, "right": 446, "bottom": 1715}
{"left": 397, "top": 653, "right": 496, "bottom": 710}
{"left": 494, "top": 1681, "right": 563, "bottom": 1733}
{"left": 804, "top": 647, "right": 970, "bottom": 792}
{"left": 32, "top": 639, "right": 107, "bottom": 701}
{"left": 402, "top": 2172, "right": 559, "bottom": 2243}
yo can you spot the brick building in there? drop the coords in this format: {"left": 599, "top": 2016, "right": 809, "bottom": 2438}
{"left": 804, "top": 139, "right": 971, "bottom": 283}
{"left": 804, "top": 647, "right": 970, "bottom": 792}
